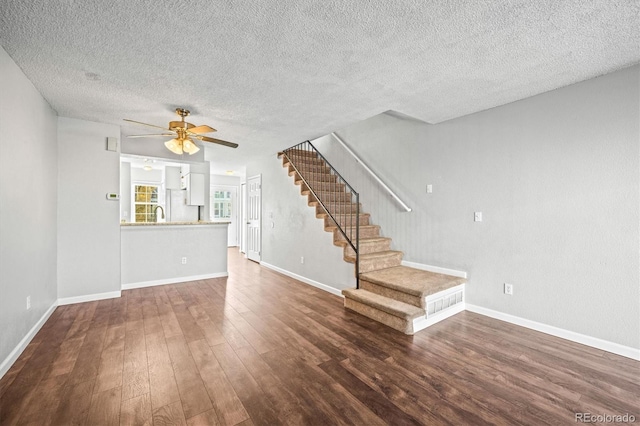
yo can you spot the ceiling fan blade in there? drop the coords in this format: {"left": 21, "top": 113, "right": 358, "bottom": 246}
{"left": 127, "top": 133, "right": 175, "bottom": 138}
{"left": 196, "top": 135, "right": 239, "bottom": 148}
{"left": 188, "top": 125, "right": 216, "bottom": 134}
{"left": 123, "top": 119, "right": 170, "bottom": 131}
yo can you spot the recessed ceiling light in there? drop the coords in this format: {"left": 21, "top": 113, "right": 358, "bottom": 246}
{"left": 143, "top": 165, "right": 152, "bottom": 171}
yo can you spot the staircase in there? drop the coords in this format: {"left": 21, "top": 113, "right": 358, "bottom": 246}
{"left": 279, "top": 143, "right": 466, "bottom": 335}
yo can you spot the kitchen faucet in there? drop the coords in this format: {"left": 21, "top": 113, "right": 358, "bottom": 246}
{"left": 154, "top": 205, "right": 165, "bottom": 220}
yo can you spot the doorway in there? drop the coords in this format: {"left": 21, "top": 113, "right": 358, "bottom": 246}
{"left": 210, "top": 185, "right": 238, "bottom": 247}
{"left": 246, "top": 175, "right": 261, "bottom": 262}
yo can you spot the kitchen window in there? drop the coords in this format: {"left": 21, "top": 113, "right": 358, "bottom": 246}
{"left": 134, "top": 185, "right": 159, "bottom": 223}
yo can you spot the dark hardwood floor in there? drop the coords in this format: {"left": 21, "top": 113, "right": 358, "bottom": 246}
{"left": 1, "top": 249, "right": 638, "bottom": 425}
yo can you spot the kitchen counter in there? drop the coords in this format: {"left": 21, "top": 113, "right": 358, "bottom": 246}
{"left": 121, "top": 221, "right": 230, "bottom": 226}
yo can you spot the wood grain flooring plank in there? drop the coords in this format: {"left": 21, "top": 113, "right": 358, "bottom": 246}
{"left": 153, "top": 400, "right": 187, "bottom": 426}
{"left": 50, "top": 378, "right": 95, "bottom": 426}
{"left": 186, "top": 408, "right": 221, "bottom": 426}
{"left": 13, "top": 373, "right": 68, "bottom": 425}
{"left": 165, "top": 285, "right": 186, "bottom": 306}
{"left": 318, "top": 359, "right": 424, "bottom": 426}
{"left": 124, "top": 293, "right": 144, "bottom": 323}
{"left": 262, "top": 348, "right": 388, "bottom": 426}
{"left": 0, "top": 339, "right": 43, "bottom": 399}
{"left": 188, "top": 339, "right": 250, "bottom": 426}
{"left": 122, "top": 326, "right": 150, "bottom": 401}
{"left": 94, "top": 346, "right": 125, "bottom": 394}
{"left": 153, "top": 287, "right": 174, "bottom": 315}
{"left": 160, "top": 311, "right": 184, "bottom": 339}
{"left": 187, "top": 305, "right": 226, "bottom": 347}
{"left": 233, "top": 345, "right": 319, "bottom": 425}
{"left": 172, "top": 303, "right": 205, "bottom": 343}
{"left": 165, "top": 334, "right": 213, "bottom": 419}
{"left": 145, "top": 332, "right": 181, "bottom": 410}
{"left": 120, "top": 392, "right": 152, "bottom": 426}
{"left": 211, "top": 343, "right": 280, "bottom": 426}
{"left": 86, "top": 386, "right": 122, "bottom": 426}
{"left": 220, "top": 308, "right": 275, "bottom": 355}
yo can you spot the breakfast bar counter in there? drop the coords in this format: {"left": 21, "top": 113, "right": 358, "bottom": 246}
{"left": 121, "top": 222, "right": 229, "bottom": 289}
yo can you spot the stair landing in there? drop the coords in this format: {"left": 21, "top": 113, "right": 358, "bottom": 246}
{"left": 343, "top": 266, "right": 465, "bottom": 334}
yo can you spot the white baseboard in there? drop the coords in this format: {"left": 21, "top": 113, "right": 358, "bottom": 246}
{"left": 414, "top": 303, "right": 466, "bottom": 333}
{"left": 466, "top": 304, "right": 640, "bottom": 361}
{"left": 57, "top": 290, "right": 121, "bottom": 306}
{"left": 260, "top": 262, "right": 345, "bottom": 298}
{"left": 0, "top": 301, "right": 58, "bottom": 380}
{"left": 121, "top": 272, "right": 229, "bottom": 290}
{"left": 401, "top": 260, "right": 467, "bottom": 279}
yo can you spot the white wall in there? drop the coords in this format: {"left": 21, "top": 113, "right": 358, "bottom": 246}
{"left": 121, "top": 224, "right": 228, "bottom": 286}
{"left": 316, "top": 65, "right": 640, "bottom": 349}
{"left": 57, "top": 118, "right": 121, "bottom": 301}
{"left": 247, "top": 154, "right": 356, "bottom": 292}
{"left": 0, "top": 46, "right": 58, "bottom": 372}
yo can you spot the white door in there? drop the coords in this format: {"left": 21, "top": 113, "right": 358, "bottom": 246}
{"left": 247, "top": 175, "right": 261, "bottom": 262}
{"left": 240, "top": 182, "right": 247, "bottom": 254}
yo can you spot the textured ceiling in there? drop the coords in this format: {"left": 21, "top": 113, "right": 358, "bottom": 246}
{"left": 1, "top": 0, "right": 638, "bottom": 173}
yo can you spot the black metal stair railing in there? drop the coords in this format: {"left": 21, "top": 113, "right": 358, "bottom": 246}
{"left": 283, "top": 141, "right": 360, "bottom": 288}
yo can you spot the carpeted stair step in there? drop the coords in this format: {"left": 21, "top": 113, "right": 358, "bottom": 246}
{"left": 299, "top": 181, "right": 346, "bottom": 192}
{"left": 342, "top": 289, "right": 424, "bottom": 334}
{"left": 331, "top": 224, "right": 380, "bottom": 241}
{"left": 313, "top": 202, "right": 361, "bottom": 215}
{"left": 340, "top": 237, "right": 392, "bottom": 256}
{"left": 284, "top": 156, "right": 326, "bottom": 166}
{"left": 321, "top": 213, "right": 370, "bottom": 228}
{"left": 282, "top": 149, "right": 319, "bottom": 158}
{"left": 359, "top": 266, "right": 466, "bottom": 308}
{"left": 308, "top": 191, "right": 353, "bottom": 203}
{"left": 344, "top": 250, "right": 403, "bottom": 273}
{"left": 287, "top": 163, "right": 331, "bottom": 175}
{"left": 293, "top": 172, "right": 337, "bottom": 184}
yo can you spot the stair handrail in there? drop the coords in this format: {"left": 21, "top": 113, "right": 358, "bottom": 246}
{"left": 331, "top": 132, "right": 412, "bottom": 212}
{"left": 283, "top": 141, "right": 360, "bottom": 288}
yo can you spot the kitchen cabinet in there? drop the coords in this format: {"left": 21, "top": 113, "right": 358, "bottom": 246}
{"left": 165, "top": 166, "right": 181, "bottom": 190}
{"left": 186, "top": 173, "right": 205, "bottom": 205}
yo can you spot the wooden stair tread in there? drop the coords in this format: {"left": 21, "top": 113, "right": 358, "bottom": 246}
{"left": 342, "top": 289, "right": 424, "bottom": 320}
{"left": 360, "top": 266, "right": 466, "bottom": 298}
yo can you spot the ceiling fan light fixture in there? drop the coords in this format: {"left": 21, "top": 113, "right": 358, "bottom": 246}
{"left": 164, "top": 138, "right": 183, "bottom": 155}
{"left": 182, "top": 138, "right": 200, "bottom": 155}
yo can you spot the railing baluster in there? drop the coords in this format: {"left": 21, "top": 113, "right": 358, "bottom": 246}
{"left": 283, "top": 140, "right": 360, "bottom": 289}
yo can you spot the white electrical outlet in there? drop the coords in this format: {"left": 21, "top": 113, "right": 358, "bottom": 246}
{"left": 181, "top": 257, "right": 187, "bottom": 264}
{"left": 474, "top": 212, "right": 483, "bottom": 222}
{"left": 426, "top": 184, "right": 433, "bottom": 194}
{"left": 504, "top": 283, "right": 513, "bottom": 295}
{"left": 300, "top": 256, "right": 304, "bottom": 264}
{"left": 26, "top": 296, "right": 31, "bottom": 310}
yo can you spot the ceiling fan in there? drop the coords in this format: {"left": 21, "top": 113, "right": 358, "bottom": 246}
{"left": 124, "top": 108, "right": 238, "bottom": 155}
